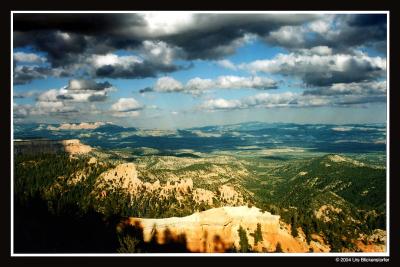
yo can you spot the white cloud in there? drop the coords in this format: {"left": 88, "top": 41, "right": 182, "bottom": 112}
{"left": 112, "top": 111, "right": 140, "bottom": 117}
{"left": 36, "top": 79, "right": 114, "bottom": 104}
{"left": 304, "top": 81, "right": 387, "bottom": 96}
{"left": 13, "top": 65, "right": 70, "bottom": 85}
{"left": 243, "top": 92, "right": 298, "bottom": 108}
{"left": 90, "top": 54, "right": 143, "bottom": 68}
{"left": 141, "top": 13, "right": 196, "bottom": 36}
{"left": 217, "top": 59, "right": 237, "bottom": 70}
{"left": 14, "top": 52, "right": 46, "bottom": 63}
{"left": 215, "top": 76, "right": 277, "bottom": 90}
{"left": 13, "top": 103, "right": 32, "bottom": 118}
{"left": 200, "top": 98, "right": 242, "bottom": 110}
{"left": 266, "top": 26, "right": 306, "bottom": 48}
{"left": 111, "top": 98, "right": 143, "bottom": 112}
{"left": 199, "top": 86, "right": 386, "bottom": 111}
{"left": 148, "top": 75, "right": 277, "bottom": 94}
{"left": 154, "top": 76, "right": 184, "bottom": 92}
{"left": 141, "top": 40, "right": 182, "bottom": 65}
{"left": 239, "top": 49, "right": 386, "bottom": 86}
{"left": 199, "top": 92, "right": 297, "bottom": 110}
{"left": 13, "top": 90, "right": 40, "bottom": 99}
{"left": 308, "top": 46, "right": 332, "bottom": 56}
{"left": 329, "top": 81, "right": 386, "bottom": 95}
{"left": 32, "top": 100, "right": 76, "bottom": 115}
{"left": 37, "top": 89, "right": 60, "bottom": 102}
{"left": 185, "top": 77, "right": 215, "bottom": 93}
{"left": 308, "top": 19, "right": 331, "bottom": 34}
{"left": 17, "top": 79, "right": 117, "bottom": 119}
{"left": 67, "top": 79, "right": 100, "bottom": 90}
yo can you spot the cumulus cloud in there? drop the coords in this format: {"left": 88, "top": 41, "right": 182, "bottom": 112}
{"left": 265, "top": 25, "right": 307, "bottom": 48}
{"left": 37, "top": 89, "right": 60, "bottom": 102}
{"left": 139, "top": 87, "right": 153, "bottom": 94}
{"left": 199, "top": 88, "right": 386, "bottom": 111}
{"left": 141, "top": 75, "right": 278, "bottom": 94}
{"left": 111, "top": 97, "right": 143, "bottom": 112}
{"left": 86, "top": 51, "right": 182, "bottom": 79}
{"left": 13, "top": 13, "right": 386, "bottom": 84}
{"left": 217, "top": 59, "right": 237, "bottom": 70}
{"left": 200, "top": 92, "right": 298, "bottom": 110}
{"left": 66, "top": 79, "right": 112, "bottom": 91}
{"left": 13, "top": 65, "right": 70, "bottom": 85}
{"left": 110, "top": 97, "right": 143, "bottom": 117}
{"left": 13, "top": 103, "right": 32, "bottom": 118}
{"left": 308, "top": 19, "right": 331, "bottom": 34}
{"left": 16, "top": 79, "right": 115, "bottom": 119}
{"left": 13, "top": 13, "right": 319, "bottom": 82}
{"left": 303, "top": 81, "right": 387, "bottom": 96}
{"left": 264, "top": 14, "right": 387, "bottom": 52}
{"left": 13, "top": 90, "right": 40, "bottom": 99}
{"left": 200, "top": 98, "right": 243, "bottom": 110}
{"left": 215, "top": 76, "right": 277, "bottom": 90}
{"left": 160, "top": 14, "right": 318, "bottom": 59}
{"left": 239, "top": 49, "right": 386, "bottom": 86}
{"left": 185, "top": 77, "right": 215, "bottom": 92}
{"left": 14, "top": 52, "right": 46, "bottom": 63}
{"left": 35, "top": 79, "right": 115, "bottom": 103}
{"left": 153, "top": 76, "right": 184, "bottom": 92}
{"left": 33, "top": 100, "right": 77, "bottom": 115}
{"left": 140, "top": 40, "right": 183, "bottom": 65}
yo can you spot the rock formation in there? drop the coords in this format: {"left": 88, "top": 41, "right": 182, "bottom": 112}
{"left": 14, "top": 139, "right": 92, "bottom": 155}
{"left": 121, "top": 206, "right": 315, "bottom": 253}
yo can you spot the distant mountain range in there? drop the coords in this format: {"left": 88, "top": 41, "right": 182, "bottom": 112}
{"left": 14, "top": 121, "right": 387, "bottom": 155}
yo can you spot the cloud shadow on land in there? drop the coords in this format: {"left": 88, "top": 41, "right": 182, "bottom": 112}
{"left": 14, "top": 193, "right": 236, "bottom": 253}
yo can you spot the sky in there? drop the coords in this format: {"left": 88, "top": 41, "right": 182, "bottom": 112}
{"left": 12, "top": 12, "right": 388, "bottom": 129}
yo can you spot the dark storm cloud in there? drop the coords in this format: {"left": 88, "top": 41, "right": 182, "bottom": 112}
{"left": 56, "top": 94, "right": 74, "bottom": 100}
{"left": 13, "top": 13, "right": 387, "bottom": 84}
{"left": 13, "top": 65, "right": 70, "bottom": 85}
{"left": 13, "top": 65, "right": 47, "bottom": 84}
{"left": 139, "top": 87, "right": 153, "bottom": 94}
{"left": 87, "top": 94, "right": 108, "bottom": 102}
{"left": 347, "top": 14, "right": 387, "bottom": 27}
{"left": 13, "top": 13, "right": 146, "bottom": 35}
{"left": 330, "top": 15, "right": 387, "bottom": 51}
{"left": 14, "top": 31, "right": 89, "bottom": 67}
{"left": 335, "top": 95, "right": 387, "bottom": 105}
{"left": 13, "top": 14, "right": 145, "bottom": 70}
{"left": 13, "top": 13, "right": 319, "bottom": 75}
{"left": 162, "top": 14, "right": 319, "bottom": 60}
{"left": 265, "top": 14, "right": 387, "bottom": 53}
{"left": 95, "top": 61, "right": 182, "bottom": 79}
{"left": 241, "top": 48, "right": 386, "bottom": 87}
{"left": 303, "top": 81, "right": 386, "bottom": 97}
{"left": 301, "top": 66, "right": 383, "bottom": 87}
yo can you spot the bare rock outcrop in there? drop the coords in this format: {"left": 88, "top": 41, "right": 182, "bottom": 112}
{"left": 62, "top": 139, "right": 92, "bottom": 154}
{"left": 122, "top": 206, "right": 312, "bottom": 253}
{"left": 14, "top": 139, "right": 92, "bottom": 155}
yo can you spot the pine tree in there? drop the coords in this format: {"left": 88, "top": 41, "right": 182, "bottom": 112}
{"left": 275, "top": 242, "right": 283, "bottom": 252}
{"left": 291, "top": 215, "right": 298, "bottom": 237}
{"left": 238, "top": 226, "right": 251, "bottom": 252}
{"left": 117, "top": 234, "right": 140, "bottom": 253}
{"left": 251, "top": 223, "right": 263, "bottom": 245}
